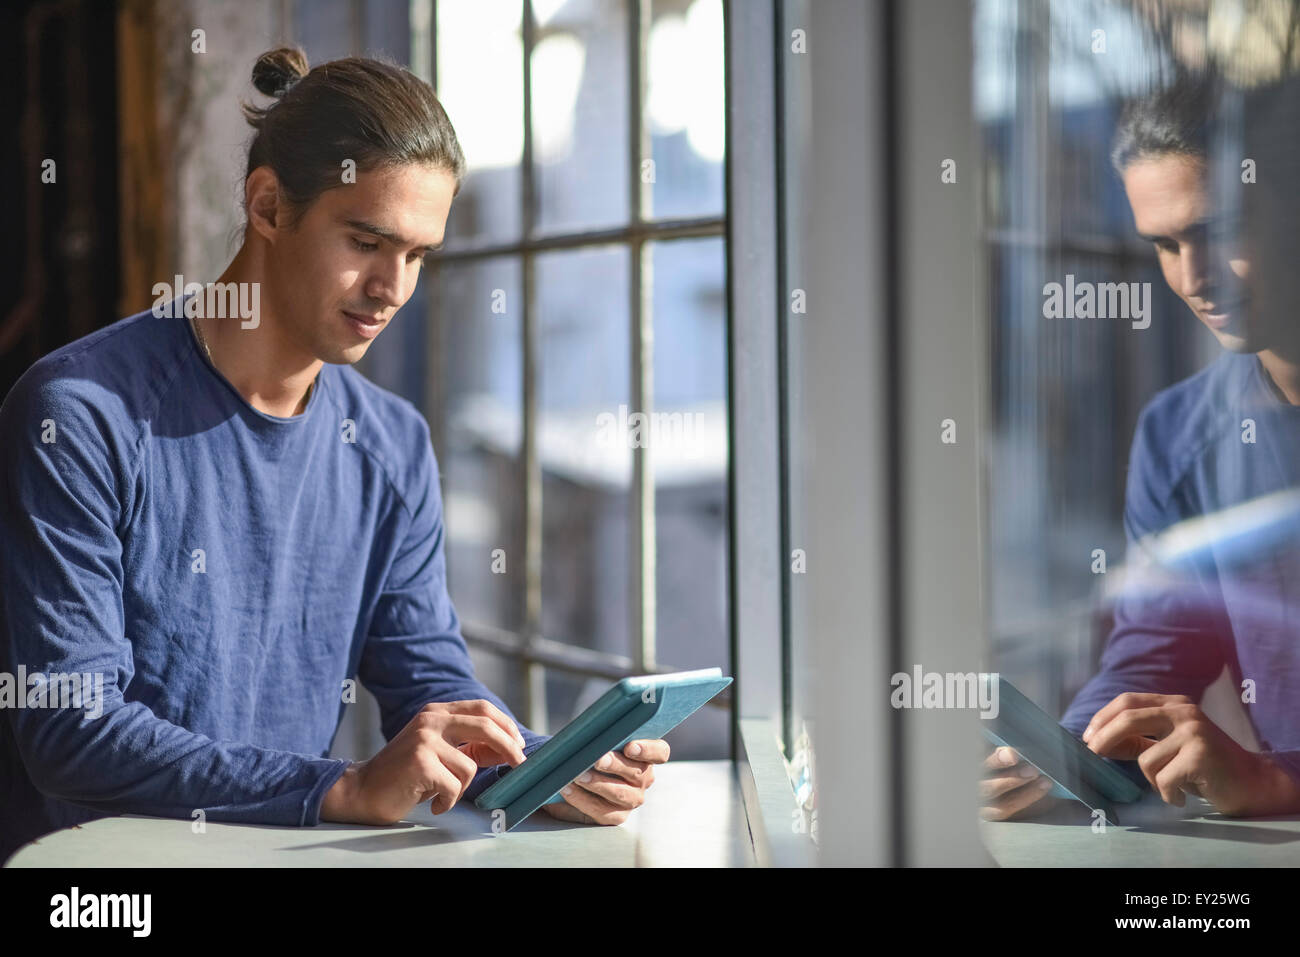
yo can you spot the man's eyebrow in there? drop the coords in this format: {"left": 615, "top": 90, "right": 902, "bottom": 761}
{"left": 1139, "top": 217, "right": 1229, "bottom": 245}
{"left": 343, "top": 219, "right": 443, "bottom": 253}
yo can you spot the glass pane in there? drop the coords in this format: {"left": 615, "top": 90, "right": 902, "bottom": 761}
{"left": 974, "top": 0, "right": 1300, "bottom": 842}
{"left": 647, "top": 0, "right": 725, "bottom": 219}
{"left": 977, "top": 0, "right": 1224, "bottom": 713}
{"left": 294, "top": 0, "right": 355, "bottom": 62}
{"left": 531, "top": 0, "right": 629, "bottom": 234}
{"left": 437, "top": 0, "right": 524, "bottom": 245}
{"left": 362, "top": 0, "right": 414, "bottom": 63}
{"left": 433, "top": 256, "right": 524, "bottom": 635}
{"left": 651, "top": 237, "right": 729, "bottom": 758}
{"left": 537, "top": 246, "right": 631, "bottom": 656}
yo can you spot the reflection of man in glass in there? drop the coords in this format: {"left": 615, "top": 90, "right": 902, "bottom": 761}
{"left": 984, "top": 76, "right": 1300, "bottom": 821}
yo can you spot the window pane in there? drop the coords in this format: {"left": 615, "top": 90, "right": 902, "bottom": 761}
{"left": 363, "top": 0, "right": 414, "bottom": 63}
{"left": 437, "top": 0, "right": 524, "bottom": 245}
{"left": 647, "top": 0, "right": 725, "bottom": 219}
{"left": 651, "top": 237, "right": 729, "bottom": 758}
{"left": 537, "top": 245, "right": 631, "bottom": 657}
{"left": 294, "top": 0, "right": 355, "bottom": 62}
{"left": 434, "top": 256, "right": 524, "bottom": 633}
{"left": 433, "top": 255, "right": 526, "bottom": 724}
{"left": 532, "top": 0, "right": 629, "bottom": 234}
{"left": 974, "top": 0, "right": 1291, "bottom": 815}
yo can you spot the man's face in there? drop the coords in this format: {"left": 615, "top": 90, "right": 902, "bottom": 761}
{"left": 263, "top": 162, "right": 455, "bottom": 365}
{"left": 1121, "top": 154, "right": 1255, "bottom": 351}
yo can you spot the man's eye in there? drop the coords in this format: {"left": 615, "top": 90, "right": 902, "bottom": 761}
{"left": 351, "top": 237, "right": 379, "bottom": 252}
{"left": 1155, "top": 240, "right": 1178, "bottom": 254}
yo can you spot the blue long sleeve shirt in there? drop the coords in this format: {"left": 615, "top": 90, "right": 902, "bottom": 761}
{"left": 1061, "top": 350, "right": 1300, "bottom": 790}
{"left": 0, "top": 300, "right": 548, "bottom": 862}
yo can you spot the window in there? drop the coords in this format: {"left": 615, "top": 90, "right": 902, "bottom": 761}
{"left": 974, "top": 0, "right": 1297, "bottom": 735}
{"left": 975, "top": 0, "right": 1209, "bottom": 717}
{"left": 370, "top": 0, "right": 733, "bottom": 751}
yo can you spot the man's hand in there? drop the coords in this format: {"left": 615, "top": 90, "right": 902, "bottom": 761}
{"left": 322, "top": 700, "right": 527, "bottom": 825}
{"left": 1084, "top": 692, "right": 1300, "bottom": 816}
{"left": 980, "top": 745, "right": 1060, "bottom": 821}
{"left": 539, "top": 739, "right": 670, "bottom": 826}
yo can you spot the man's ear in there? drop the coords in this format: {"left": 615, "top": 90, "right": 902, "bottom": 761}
{"left": 246, "top": 166, "right": 287, "bottom": 242}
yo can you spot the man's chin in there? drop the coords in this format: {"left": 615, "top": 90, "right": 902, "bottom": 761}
{"left": 320, "top": 341, "right": 373, "bottom": 365}
{"left": 1205, "top": 322, "right": 1258, "bottom": 354}
{"left": 1213, "top": 333, "right": 1255, "bottom": 353}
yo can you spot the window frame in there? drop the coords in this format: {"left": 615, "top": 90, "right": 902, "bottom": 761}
{"left": 423, "top": 0, "right": 729, "bottom": 734}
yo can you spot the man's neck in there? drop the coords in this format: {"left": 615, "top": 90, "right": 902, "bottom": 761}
{"left": 196, "top": 248, "right": 322, "bottom": 418}
{"left": 1257, "top": 349, "right": 1300, "bottom": 407}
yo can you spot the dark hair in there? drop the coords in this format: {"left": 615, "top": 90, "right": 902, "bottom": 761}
{"left": 1110, "top": 74, "right": 1218, "bottom": 176}
{"left": 240, "top": 46, "right": 466, "bottom": 226}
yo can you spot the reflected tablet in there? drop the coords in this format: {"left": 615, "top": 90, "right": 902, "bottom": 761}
{"left": 981, "top": 675, "right": 1142, "bottom": 824}
{"left": 475, "top": 668, "right": 732, "bottom": 831}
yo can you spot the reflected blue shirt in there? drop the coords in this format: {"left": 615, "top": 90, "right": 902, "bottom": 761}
{"left": 1062, "top": 350, "right": 1300, "bottom": 787}
{"left": 0, "top": 302, "right": 548, "bottom": 862}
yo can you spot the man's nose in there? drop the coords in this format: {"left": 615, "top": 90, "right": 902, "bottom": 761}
{"left": 1179, "top": 241, "right": 1213, "bottom": 302}
{"left": 365, "top": 260, "right": 406, "bottom": 308}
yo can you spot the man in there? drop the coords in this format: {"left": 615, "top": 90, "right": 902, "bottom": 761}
{"left": 983, "top": 75, "right": 1300, "bottom": 821}
{"left": 0, "top": 47, "right": 667, "bottom": 862}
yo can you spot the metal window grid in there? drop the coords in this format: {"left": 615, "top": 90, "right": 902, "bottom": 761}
{"left": 424, "top": 0, "right": 731, "bottom": 732}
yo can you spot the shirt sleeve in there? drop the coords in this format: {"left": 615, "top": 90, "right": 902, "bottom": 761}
{"left": 0, "top": 370, "right": 350, "bottom": 829}
{"left": 1059, "top": 407, "right": 1230, "bottom": 787}
{"left": 357, "top": 422, "right": 550, "bottom": 802}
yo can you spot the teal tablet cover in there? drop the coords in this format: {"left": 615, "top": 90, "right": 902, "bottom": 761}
{"left": 474, "top": 668, "right": 732, "bottom": 830}
{"left": 981, "top": 674, "right": 1142, "bottom": 824}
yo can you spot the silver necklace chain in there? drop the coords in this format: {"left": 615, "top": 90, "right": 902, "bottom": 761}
{"left": 190, "top": 313, "right": 213, "bottom": 362}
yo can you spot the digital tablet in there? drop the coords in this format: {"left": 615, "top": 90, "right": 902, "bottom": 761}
{"left": 474, "top": 667, "right": 732, "bottom": 831}
{"left": 981, "top": 674, "right": 1143, "bottom": 824}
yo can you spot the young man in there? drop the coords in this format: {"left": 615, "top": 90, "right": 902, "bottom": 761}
{"left": 983, "top": 76, "right": 1300, "bottom": 821}
{"left": 0, "top": 47, "right": 667, "bottom": 861}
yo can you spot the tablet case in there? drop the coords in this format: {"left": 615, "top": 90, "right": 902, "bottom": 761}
{"left": 474, "top": 668, "right": 732, "bottom": 830}
{"left": 981, "top": 674, "right": 1142, "bottom": 825}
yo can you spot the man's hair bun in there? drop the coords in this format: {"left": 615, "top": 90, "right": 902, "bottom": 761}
{"left": 250, "top": 46, "right": 309, "bottom": 99}
{"left": 238, "top": 45, "right": 466, "bottom": 229}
